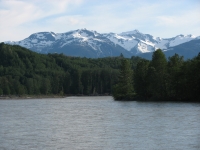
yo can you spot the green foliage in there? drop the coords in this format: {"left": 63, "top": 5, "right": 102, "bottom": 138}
{"left": 167, "top": 54, "right": 184, "bottom": 99}
{"left": 134, "top": 50, "right": 200, "bottom": 102}
{"left": 148, "top": 49, "right": 168, "bottom": 99}
{"left": 134, "top": 59, "right": 150, "bottom": 99}
{"left": 1, "top": 43, "right": 199, "bottom": 102}
{"left": 0, "top": 43, "right": 141, "bottom": 96}
{"left": 113, "top": 59, "right": 134, "bottom": 100}
{"left": 0, "top": 88, "right": 3, "bottom": 95}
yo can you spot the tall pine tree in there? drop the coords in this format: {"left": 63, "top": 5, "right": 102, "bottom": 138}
{"left": 147, "top": 49, "right": 167, "bottom": 99}
{"left": 134, "top": 60, "right": 150, "bottom": 99}
{"left": 113, "top": 59, "right": 134, "bottom": 100}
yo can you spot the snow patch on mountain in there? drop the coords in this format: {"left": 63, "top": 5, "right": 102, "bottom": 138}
{"left": 138, "top": 42, "right": 154, "bottom": 53}
{"left": 155, "top": 39, "right": 169, "bottom": 50}
{"left": 5, "top": 29, "right": 199, "bottom": 55}
{"left": 60, "top": 40, "right": 73, "bottom": 48}
{"left": 169, "top": 35, "right": 197, "bottom": 47}
{"left": 103, "top": 33, "right": 138, "bottom": 51}
{"left": 120, "top": 30, "right": 140, "bottom": 35}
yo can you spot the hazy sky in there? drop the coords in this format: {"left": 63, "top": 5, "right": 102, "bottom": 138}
{"left": 0, "top": 0, "right": 200, "bottom": 42}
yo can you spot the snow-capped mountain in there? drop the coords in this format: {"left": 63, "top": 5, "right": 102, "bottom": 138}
{"left": 104, "top": 30, "right": 198, "bottom": 54}
{"left": 5, "top": 29, "right": 200, "bottom": 58}
{"left": 6, "top": 29, "right": 130, "bottom": 57}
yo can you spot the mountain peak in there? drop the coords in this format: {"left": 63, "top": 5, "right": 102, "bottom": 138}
{"left": 120, "top": 29, "right": 141, "bottom": 36}
{"left": 133, "top": 29, "right": 140, "bottom": 33}
{"left": 174, "top": 34, "right": 197, "bottom": 39}
{"left": 77, "top": 28, "right": 87, "bottom": 32}
{"left": 27, "top": 32, "right": 56, "bottom": 41}
{"left": 4, "top": 29, "right": 199, "bottom": 58}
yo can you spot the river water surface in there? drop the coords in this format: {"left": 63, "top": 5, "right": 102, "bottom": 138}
{"left": 0, "top": 96, "right": 200, "bottom": 150}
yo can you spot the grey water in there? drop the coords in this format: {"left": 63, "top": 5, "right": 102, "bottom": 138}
{"left": 0, "top": 96, "right": 200, "bottom": 150}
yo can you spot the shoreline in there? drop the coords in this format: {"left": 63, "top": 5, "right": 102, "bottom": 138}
{"left": 0, "top": 94, "right": 112, "bottom": 100}
{"left": 1, "top": 95, "right": 199, "bottom": 103}
{"left": 0, "top": 95, "right": 66, "bottom": 100}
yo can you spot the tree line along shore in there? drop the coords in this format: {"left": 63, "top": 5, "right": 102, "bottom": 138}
{"left": 0, "top": 43, "right": 199, "bottom": 102}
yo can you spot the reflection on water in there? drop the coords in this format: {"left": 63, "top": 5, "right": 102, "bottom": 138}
{"left": 0, "top": 96, "right": 200, "bottom": 150}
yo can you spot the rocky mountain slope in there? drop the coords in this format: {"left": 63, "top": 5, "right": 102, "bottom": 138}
{"left": 5, "top": 29, "right": 200, "bottom": 59}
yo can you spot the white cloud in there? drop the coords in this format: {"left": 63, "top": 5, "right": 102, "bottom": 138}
{"left": 156, "top": 10, "right": 200, "bottom": 27}
{"left": 0, "top": 0, "right": 84, "bottom": 41}
{"left": 53, "top": 15, "right": 85, "bottom": 26}
{"left": 153, "top": 8, "right": 200, "bottom": 37}
{"left": 0, "top": 0, "right": 200, "bottom": 41}
{"left": 0, "top": 0, "right": 83, "bottom": 25}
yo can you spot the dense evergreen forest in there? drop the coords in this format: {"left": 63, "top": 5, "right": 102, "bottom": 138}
{"left": 0, "top": 43, "right": 199, "bottom": 102}
{"left": 0, "top": 43, "right": 141, "bottom": 96}
{"left": 113, "top": 49, "right": 200, "bottom": 102}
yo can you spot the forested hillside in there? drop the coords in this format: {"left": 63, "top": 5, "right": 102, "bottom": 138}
{"left": 0, "top": 43, "right": 141, "bottom": 96}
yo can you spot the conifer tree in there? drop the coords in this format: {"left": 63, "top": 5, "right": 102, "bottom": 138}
{"left": 167, "top": 53, "right": 184, "bottom": 99}
{"left": 134, "top": 60, "right": 150, "bottom": 99}
{"left": 113, "top": 59, "right": 134, "bottom": 100}
{"left": 147, "top": 49, "right": 167, "bottom": 99}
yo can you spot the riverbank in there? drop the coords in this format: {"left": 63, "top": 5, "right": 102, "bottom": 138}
{"left": 0, "top": 95, "right": 66, "bottom": 100}
{"left": 0, "top": 94, "right": 112, "bottom": 100}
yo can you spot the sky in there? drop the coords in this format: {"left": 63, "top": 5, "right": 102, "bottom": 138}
{"left": 0, "top": 0, "right": 200, "bottom": 42}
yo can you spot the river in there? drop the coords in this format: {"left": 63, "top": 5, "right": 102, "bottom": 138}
{"left": 0, "top": 96, "right": 200, "bottom": 150}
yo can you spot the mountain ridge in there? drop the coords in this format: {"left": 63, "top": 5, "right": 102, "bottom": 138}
{"left": 5, "top": 29, "right": 200, "bottom": 59}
